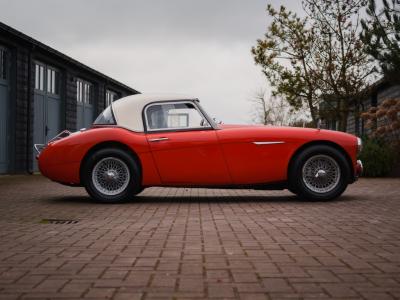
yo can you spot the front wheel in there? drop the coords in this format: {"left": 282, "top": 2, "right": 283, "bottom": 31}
{"left": 82, "top": 148, "right": 142, "bottom": 203}
{"left": 289, "top": 145, "right": 350, "bottom": 201}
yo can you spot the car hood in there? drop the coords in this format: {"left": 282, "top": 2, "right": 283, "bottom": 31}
{"left": 217, "top": 123, "right": 357, "bottom": 142}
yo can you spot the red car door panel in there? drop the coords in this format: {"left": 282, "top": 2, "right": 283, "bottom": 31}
{"left": 147, "top": 130, "right": 232, "bottom": 185}
{"left": 216, "top": 126, "right": 293, "bottom": 184}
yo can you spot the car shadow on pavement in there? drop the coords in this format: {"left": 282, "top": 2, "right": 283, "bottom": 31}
{"left": 133, "top": 194, "right": 354, "bottom": 204}
{"left": 135, "top": 195, "right": 299, "bottom": 203}
{"left": 44, "top": 194, "right": 355, "bottom": 205}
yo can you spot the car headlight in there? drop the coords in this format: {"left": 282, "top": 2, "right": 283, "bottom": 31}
{"left": 357, "top": 137, "right": 362, "bottom": 154}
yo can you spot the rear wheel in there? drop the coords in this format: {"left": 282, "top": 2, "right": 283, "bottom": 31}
{"left": 289, "top": 145, "right": 350, "bottom": 201}
{"left": 82, "top": 148, "right": 141, "bottom": 203}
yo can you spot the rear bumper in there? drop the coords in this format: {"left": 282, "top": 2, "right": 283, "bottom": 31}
{"left": 34, "top": 144, "right": 46, "bottom": 157}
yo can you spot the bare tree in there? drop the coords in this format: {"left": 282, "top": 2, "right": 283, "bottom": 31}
{"left": 302, "top": 0, "right": 375, "bottom": 131}
{"left": 251, "top": 5, "right": 320, "bottom": 125}
{"left": 250, "top": 89, "right": 310, "bottom": 126}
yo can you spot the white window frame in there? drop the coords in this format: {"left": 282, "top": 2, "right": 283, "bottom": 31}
{"left": 46, "top": 67, "right": 59, "bottom": 95}
{"left": 34, "top": 63, "right": 45, "bottom": 91}
{"left": 167, "top": 113, "right": 189, "bottom": 128}
{"left": 106, "top": 90, "right": 118, "bottom": 106}
{"left": 76, "top": 78, "right": 93, "bottom": 105}
{"left": 34, "top": 62, "right": 59, "bottom": 94}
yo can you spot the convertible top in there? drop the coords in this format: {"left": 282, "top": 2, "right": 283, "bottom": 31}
{"left": 111, "top": 93, "right": 197, "bottom": 132}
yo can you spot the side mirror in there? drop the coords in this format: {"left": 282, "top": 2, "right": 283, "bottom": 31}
{"left": 317, "top": 118, "right": 327, "bottom": 130}
{"left": 213, "top": 118, "right": 223, "bottom": 125}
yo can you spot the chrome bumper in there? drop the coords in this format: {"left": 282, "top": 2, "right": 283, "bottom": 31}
{"left": 34, "top": 144, "right": 46, "bottom": 156}
{"left": 33, "top": 130, "right": 71, "bottom": 158}
{"left": 355, "top": 160, "right": 363, "bottom": 179}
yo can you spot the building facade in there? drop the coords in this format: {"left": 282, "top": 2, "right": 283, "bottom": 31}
{"left": 322, "top": 79, "right": 400, "bottom": 136}
{"left": 0, "top": 22, "right": 139, "bottom": 174}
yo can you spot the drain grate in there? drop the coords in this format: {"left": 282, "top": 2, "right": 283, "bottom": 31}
{"left": 40, "top": 219, "right": 79, "bottom": 224}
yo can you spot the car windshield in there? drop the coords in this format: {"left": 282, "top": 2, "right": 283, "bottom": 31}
{"left": 195, "top": 101, "right": 217, "bottom": 128}
{"left": 93, "top": 106, "right": 116, "bottom": 125}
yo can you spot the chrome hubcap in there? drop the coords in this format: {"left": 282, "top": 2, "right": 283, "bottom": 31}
{"left": 315, "top": 169, "right": 327, "bottom": 178}
{"left": 302, "top": 155, "right": 340, "bottom": 193}
{"left": 92, "top": 157, "right": 130, "bottom": 196}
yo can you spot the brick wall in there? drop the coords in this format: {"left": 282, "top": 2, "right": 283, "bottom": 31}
{"left": 14, "top": 47, "right": 29, "bottom": 172}
{"left": 65, "top": 72, "right": 77, "bottom": 132}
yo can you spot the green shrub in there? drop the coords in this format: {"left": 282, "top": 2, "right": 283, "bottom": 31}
{"left": 358, "top": 137, "right": 397, "bottom": 177}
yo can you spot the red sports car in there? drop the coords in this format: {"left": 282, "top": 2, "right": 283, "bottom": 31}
{"left": 36, "top": 94, "right": 363, "bottom": 203}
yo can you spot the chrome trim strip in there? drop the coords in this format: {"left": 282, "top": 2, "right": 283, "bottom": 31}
{"left": 148, "top": 137, "right": 170, "bottom": 142}
{"left": 253, "top": 141, "right": 285, "bottom": 145}
{"left": 34, "top": 144, "right": 45, "bottom": 155}
{"left": 48, "top": 130, "right": 71, "bottom": 143}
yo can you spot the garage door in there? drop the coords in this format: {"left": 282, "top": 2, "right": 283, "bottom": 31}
{"left": 76, "top": 78, "right": 94, "bottom": 130}
{"left": 33, "top": 62, "right": 61, "bottom": 171}
{"left": 0, "top": 46, "right": 10, "bottom": 173}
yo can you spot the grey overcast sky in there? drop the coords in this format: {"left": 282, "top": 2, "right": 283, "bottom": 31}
{"left": 0, "top": 0, "right": 303, "bottom": 123}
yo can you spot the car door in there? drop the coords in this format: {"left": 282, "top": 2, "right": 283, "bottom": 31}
{"left": 145, "top": 101, "right": 231, "bottom": 185}
{"left": 216, "top": 126, "right": 291, "bottom": 184}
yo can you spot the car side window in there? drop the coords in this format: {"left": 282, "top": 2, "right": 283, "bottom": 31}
{"left": 145, "top": 102, "right": 211, "bottom": 131}
{"left": 93, "top": 106, "right": 116, "bottom": 125}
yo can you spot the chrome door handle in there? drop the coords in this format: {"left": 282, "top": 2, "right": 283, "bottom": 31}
{"left": 148, "top": 137, "right": 169, "bottom": 142}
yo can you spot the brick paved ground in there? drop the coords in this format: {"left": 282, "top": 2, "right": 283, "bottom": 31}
{"left": 0, "top": 175, "right": 399, "bottom": 300}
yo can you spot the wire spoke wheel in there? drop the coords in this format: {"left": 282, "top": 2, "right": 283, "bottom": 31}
{"left": 302, "top": 154, "right": 341, "bottom": 194}
{"left": 92, "top": 157, "right": 130, "bottom": 196}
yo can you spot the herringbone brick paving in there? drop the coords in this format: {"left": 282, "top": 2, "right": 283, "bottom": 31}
{"left": 0, "top": 175, "right": 399, "bottom": 299}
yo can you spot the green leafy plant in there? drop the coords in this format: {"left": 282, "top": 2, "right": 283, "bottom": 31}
{"left": 361, "top": 0, "right": 400, "bottom": 83}
{"left": 358, "top": 137, "right": 397, "bottom": 177}
{"left": 252, "top": 0, "right": 375, "bottom": 131}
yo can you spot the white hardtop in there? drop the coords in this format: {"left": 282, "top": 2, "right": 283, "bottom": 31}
{"left": 111, "top": 93, "right": 198, "bottom": 132}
